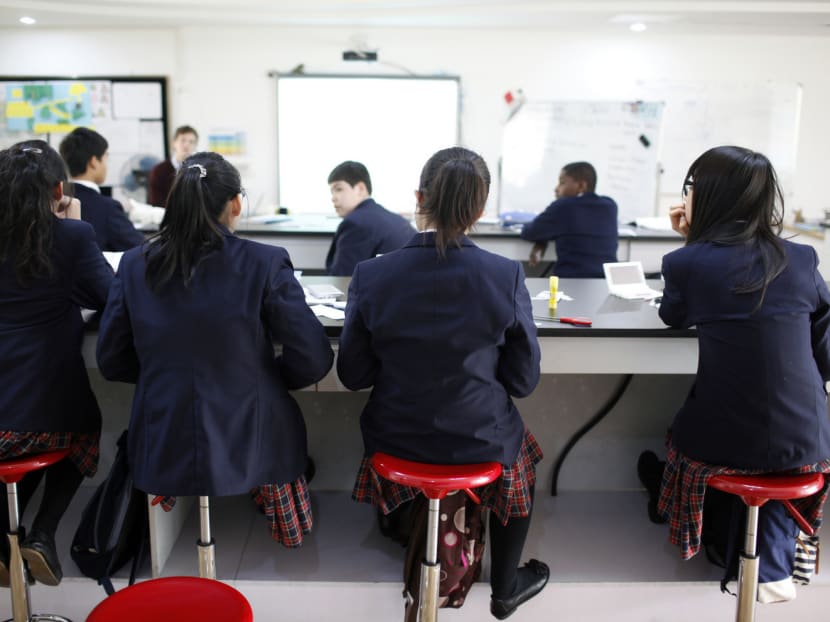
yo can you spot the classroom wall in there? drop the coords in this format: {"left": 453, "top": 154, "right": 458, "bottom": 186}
{"left": 1, "top": 25, "right": 829, "bottom": 219}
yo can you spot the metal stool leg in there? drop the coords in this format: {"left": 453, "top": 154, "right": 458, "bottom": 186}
{"left": 197, "top": 496, "right": 215, "bottom": 580}
{"left": 735, "top": 505, "right": 760, "bottom": 622}
{"left": 6, "top": 481, "right": 31, "bottom": 622}
{"left": 418, "top": 498, "right": 441, "bottom": 622}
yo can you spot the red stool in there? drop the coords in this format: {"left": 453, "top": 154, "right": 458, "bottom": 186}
{"left": 85, "top": 576, "right": 252, "bottom": 621}
{"left": 708, "top": 472, "right": 825, "bottom": 622}
{"left": 0, "top": 449, "right": 72, "bottom": 622}
{"left": 371, "top": 453, "right": 502, "bottom": 622}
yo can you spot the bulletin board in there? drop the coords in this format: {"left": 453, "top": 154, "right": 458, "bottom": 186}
{"left": 0, "top": 76, "right": 169, "bottom": 196}
{"left": 498, "top": 100, "right": 664, "bottom": 225}
{"left": 275, "top": 74, "right": 460, "bottom": 215}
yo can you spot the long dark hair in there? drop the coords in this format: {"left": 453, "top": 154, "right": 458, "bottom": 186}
{"left": 685, "top": 145, "right": 786, "bottom": 301}
{"left": 0, "top": 140, "right": 68, "bottom": 284}
{"left": 418, "top": 147, "right": 490, "bottom": 257}
{"left": 145, "top": 152, "right": 241, "bottom": 292}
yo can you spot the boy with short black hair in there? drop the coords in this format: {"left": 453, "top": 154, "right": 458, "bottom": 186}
{"left": 59, "top": 127, "right": 144, "bottom": 252}
{"left": 148, "top": 125, "right": 199, "bottom": 207}
{"left": 325, "top": 160, "right": 415, "bottom": 276}
{"left": 520, "top": 161, "right": 617, "bottom": 278}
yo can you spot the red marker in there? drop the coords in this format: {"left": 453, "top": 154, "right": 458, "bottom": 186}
{"left": 534, "top": 315, "right": 592, "bottom": 326}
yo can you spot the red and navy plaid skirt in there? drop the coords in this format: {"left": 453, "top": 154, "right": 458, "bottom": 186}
{"left": 658, "top": 436, "right": 830, "bottom": 560}
{"left": 154, "top": 476, "right": 312, "bottom": 548}
{"left": 352, "top": 430, "right": 543, "bottom": 526}
{"left": 0, "top": 431, "right": 99, "bottom": 478}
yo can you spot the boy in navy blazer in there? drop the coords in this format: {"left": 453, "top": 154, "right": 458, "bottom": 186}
{"left": 520, "top": 161, "right": 617, "bottom": 277}
{"left": 325, "top": 161, "right": 415, "bottom": 276}
{"left": 59, "top": 127, "right": 145, "bottom": 252}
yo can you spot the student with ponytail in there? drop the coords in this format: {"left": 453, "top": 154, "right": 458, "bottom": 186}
{"left": 0, "top": 140, "right": 113, "bottom": 586}
{"left": 97, "top": 152, "right": 333, "bottom": 546}
{"left": 339, "top": 147, "right": 549, "bottom": 619}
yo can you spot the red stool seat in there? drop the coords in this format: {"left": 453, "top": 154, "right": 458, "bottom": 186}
{"left": 86, "top": 576, "right": 253, "bottom": 622}
{"left": 0, "top": 449, "right": 70, "bottom": 484}
{"left": 370, "top": 452, "right": 502, "bottom": 500}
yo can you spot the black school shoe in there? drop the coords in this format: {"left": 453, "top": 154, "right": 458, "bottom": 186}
{"left": 637, "top": 451, "right": 668, "bottom": 525}
{"left": 20, "top": 529, "right": 62, "bottom": 586}
{"left": 490, "top": 559, "right": 550, "bottom": 620}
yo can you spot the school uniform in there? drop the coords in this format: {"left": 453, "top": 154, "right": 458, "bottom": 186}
{"left": 0, "top": 218, "right": 113, "bottom": 434}
{"left": 96, "top": 230, "right": 334, "bottom": 497}
{"left": 337, "top": 232, "right": 541, "bottom": 466}
{"left": 658, "top": 230, "right": 830, "bottom": 598}
{"left": 325, "top": 198, "right": 415, "bottom": 276}
{"left": 147, "top": 159, "right": 176, "bottom": 207}
{"left": 73, "top": 182, "right": 145, "bottom": 252}
{"left": 520, "top": 192, "right": 618, "bottom": 278}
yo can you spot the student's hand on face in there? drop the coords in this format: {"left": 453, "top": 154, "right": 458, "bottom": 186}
{"left": 54, "top": 196, "right": 81, "bottom": 220}
{"left": 668, "top": 205, "right": 689, "bottom": 237}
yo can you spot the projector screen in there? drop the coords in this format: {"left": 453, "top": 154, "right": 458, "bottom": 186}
{"left": 276, "top": 74, "right": 460, "bottom": 216}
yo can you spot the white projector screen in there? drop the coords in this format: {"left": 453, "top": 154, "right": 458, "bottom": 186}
{"left": 276, "top": 74, "right": 460, "bottom": 216}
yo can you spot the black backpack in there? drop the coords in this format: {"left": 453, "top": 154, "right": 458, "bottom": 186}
{"left": 70, "top": 430, "right": 148, "bottom": 594}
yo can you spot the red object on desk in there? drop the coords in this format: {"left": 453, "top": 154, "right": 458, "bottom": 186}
{"left": 555, "top": 316, "right": 592, "bottom": 326}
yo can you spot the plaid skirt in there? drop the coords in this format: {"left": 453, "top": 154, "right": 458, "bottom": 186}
{"left": 154, "top": 476, "right": 313, "bottom": 548}
{"left": 352, "top": 430, "right": 543, "bottom": 526}
{"left": 0, "top": 431, "right": 100, "bottom": 478}
{"left": 658, "top": 437, "right": 830, "bottom": 560}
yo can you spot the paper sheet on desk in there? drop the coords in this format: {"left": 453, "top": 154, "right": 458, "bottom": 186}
{"left": 309, "top": 304, "right": 345, "bottom": 320}
{"left": 634, "top": 216, "right": 674, "bottom": 231}
{"left": 532, "top": 290, "right": 573, "bottom": 302}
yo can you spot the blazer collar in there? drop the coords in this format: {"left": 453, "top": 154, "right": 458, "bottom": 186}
{"left": 403, "top": 231, "right": 477, "bottom": 249}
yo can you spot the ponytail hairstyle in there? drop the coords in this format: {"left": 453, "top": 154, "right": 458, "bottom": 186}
{"left": 0, "top": 140, "right": 69, "bottom": 284}
{"left": 417, "top": 147, "right": 490, "bottom": 257}
{"left": 684, "top": 146, "right": 786, "bottom": 304}
{"left": 144, "top": 151, "right": 241, "bottom": 293}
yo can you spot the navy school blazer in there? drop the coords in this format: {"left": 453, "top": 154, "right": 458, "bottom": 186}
{"left": 325, "top": 198, "right": 416, "bottom": 276}
{"left": 96, "top": 231, "right": 334, "bottom": 496}
{"left": 520, "top": 192, "right": 618, "bottom": 278}
{"left": 660, "top": 234, "right": 830, "bottom": 470}
{"left": 0, "top": 218, "right": 113, "bottom": 432}
{"left": 337, "top": 232, "right": 541, "bottom": 466}
{"left": 73, "top": 183, "right": 145, "bottom": 252}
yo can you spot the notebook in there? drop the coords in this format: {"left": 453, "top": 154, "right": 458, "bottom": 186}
{"left": 602, "top": 261, "right": 662, "bottom": 300}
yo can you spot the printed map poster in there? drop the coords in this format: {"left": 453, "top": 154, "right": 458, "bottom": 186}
{"left": 4, "top": 80, "right": 111, "bottom": 134}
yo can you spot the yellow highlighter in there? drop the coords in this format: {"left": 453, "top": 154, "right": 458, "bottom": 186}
{"left": 549, "top": 276, "right": 559, "bottom": 311}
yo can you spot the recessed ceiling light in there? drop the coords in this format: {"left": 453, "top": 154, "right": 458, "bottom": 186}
{"left": 19, "top": 16, "right": 36, "bottom": 25}
{"left": 630, "top": 22, "right": 647, "bottom": 33}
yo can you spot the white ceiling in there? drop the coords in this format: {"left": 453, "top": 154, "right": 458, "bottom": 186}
{"left": 0, "top": 1, "right": 829, "bottom": 34}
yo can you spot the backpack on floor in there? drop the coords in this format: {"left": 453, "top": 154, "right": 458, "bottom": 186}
{"left": 402, "top": 491, "right": 486, "bottom": 622}
{"left": 70, "top": 430, "right": 148, "bottom": 595}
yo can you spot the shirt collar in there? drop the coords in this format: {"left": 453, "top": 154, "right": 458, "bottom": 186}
{"left": 72, "top": 179, "right": 100, "bottom": 193}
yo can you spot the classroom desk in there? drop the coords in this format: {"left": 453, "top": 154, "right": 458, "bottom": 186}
{"left": 230, "top": 216, "right": 683, "bottom": 273}
{"left": 82, "top": 277, "right": 695, "bottom": 574}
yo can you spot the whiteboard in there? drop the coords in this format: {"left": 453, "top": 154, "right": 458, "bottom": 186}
{"left": 499, "top": 100, "right": 663, "bottom": 224}
{"left": 635, "top": 80, "right": 801, "bottom": 199}
{"left": 276, "top": 74, "right": 460, "bottom": 215}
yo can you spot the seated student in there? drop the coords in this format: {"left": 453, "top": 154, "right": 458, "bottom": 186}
{"left": 641, "top": 145, "right": 830, "bottom": 602}
{"left": 96, "top": 152, "right": 333, "bottom": 546}
{"left": 59, "top": 127, "right": 145, "bottom": 252}
{"left": 0, "top": 140, "right": 114, "bottom": 586}
{"left": 520, "top": 161, "right": 617, "bottom": 277}
{"left": 148, "top": 125, "right": 199, "bottom": 207}
{"left": 325, "top": 160, "right": 415, "bottom": 276}
{"left": 339, "top": 147, "right": 549, "bottom": 620}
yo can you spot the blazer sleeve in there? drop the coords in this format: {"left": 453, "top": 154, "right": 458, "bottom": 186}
{"left": 496, "top": 263, "right": 541, "bottom": 397}
{"left": 107, "top": 201, "right": 145, "bottom": 251}
{"left": 520, "top": 201, "right": 561, "bottom": 242}
{"left": 69, "top": 222, "right": 114, "bottom": 311}
{"left": 810, "top": 252, "right": 830, "bottom": 381}
{"left": 327, "top": 218, "right": 375, "bottom": 276}
{"left": 658, "top": 253, "right": 689, "bottom": 328}
{"left": 263, "top": 250, "right": 334, "bottom": 390}
{"left": 96, "top": 272, "right": 140, "bottom": 383}
{"left": 336, "top": 265, "right": 379, "bottom": 390}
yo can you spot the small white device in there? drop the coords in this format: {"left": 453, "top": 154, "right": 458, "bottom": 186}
{"left": 602, "top": 261, "right": 662, "bottom": 300}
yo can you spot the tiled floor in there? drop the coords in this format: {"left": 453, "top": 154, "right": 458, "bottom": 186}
{"left": 2, "top": 488, "right": 827, "bottom": 620}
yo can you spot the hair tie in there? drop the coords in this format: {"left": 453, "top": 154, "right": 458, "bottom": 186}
{"left": 21, "top": 147, "right": 42, "bottom": 154}
{"left": 188, "top": 163, "right": 207, "bottom": 178}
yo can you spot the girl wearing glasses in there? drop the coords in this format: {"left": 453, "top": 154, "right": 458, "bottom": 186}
{"left": 97, "top": 152, "right": 333, "bottom": 546}
{"left": 653, "top": 145, "right": 830, "bottom": 601}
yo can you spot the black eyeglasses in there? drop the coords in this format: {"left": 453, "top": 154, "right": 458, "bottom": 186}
{"left": 682, "top": 178, "right": 694, "bottom": 199}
